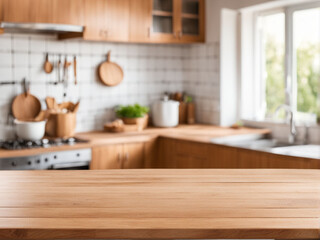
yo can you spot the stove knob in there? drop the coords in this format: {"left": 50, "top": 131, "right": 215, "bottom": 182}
{"left": 36, "top": 159, "right": 41, "bottom": 164}
{"left": 28, "top": 161, "right": 32, "bottom": 165}
{"left": 11, "top": 162, "right": 16, "bottom": 167}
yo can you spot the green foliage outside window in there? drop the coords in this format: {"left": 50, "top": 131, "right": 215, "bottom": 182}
{"left": 265, "top": 37, "right": 320, "bottom": 119}
{"left": 265, "top": 37, "right": 285, "bottom": 118}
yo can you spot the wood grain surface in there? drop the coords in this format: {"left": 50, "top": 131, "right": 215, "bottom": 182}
{"left": 0, "top": 169, "right": 319, "bottom": 239}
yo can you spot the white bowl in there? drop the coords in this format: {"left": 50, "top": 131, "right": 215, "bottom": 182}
{"left": 14, "top": 119, "right": 46, "bottom": 141}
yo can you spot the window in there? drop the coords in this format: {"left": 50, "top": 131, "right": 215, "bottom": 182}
{"left": 256, "top": 3, "right": 320, "bottom": 123}
{"left": 258, "top": 12, "right": 286, "bottom": 118}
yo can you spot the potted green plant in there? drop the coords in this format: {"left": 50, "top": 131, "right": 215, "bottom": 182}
{"left": 115, "top": 104, "right": 149, "bottom": 130}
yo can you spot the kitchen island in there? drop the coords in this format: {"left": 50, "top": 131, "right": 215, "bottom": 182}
{"left": 0, "top": 169, "right": 319, "bottom": 239}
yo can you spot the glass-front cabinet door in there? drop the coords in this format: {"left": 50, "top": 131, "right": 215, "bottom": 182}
{"left": 179, "top": 0, "right": 205, "bottom": 42}
{"left": 150, "top": 0, "right": 205, "bottom": 43}
{"left": 151, "top": 0, "right": 177, "bottom": 42}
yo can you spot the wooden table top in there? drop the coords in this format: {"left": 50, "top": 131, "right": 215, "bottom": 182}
{"left": 0, "top": 169, "right": 320, "bottom": 239}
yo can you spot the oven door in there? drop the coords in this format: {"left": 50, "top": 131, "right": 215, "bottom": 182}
{"left": 49, "top": 161, "right": 90, "bottom": 170}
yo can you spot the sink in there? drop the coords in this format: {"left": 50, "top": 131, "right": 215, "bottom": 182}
{"left": 232, "top": 139, "right": 301, "bottom": 150}
{"left": 211, "top": 134, "right": 306, "bottom": 151}
{"left": 211, "top": 134, "right": 320, "bottom": 159}
{"left": 271, "top": 145, "right": 320, "bottom": 159}
{"left": 211, "top": 134, "right": 299, "bottom": 150}
{"left": 211, "top": 133, "right": 267, "bottom": 145}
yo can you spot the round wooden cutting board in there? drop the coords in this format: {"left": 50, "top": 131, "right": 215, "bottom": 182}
{"left": 12, "top": 79, "right": 41, "bottom": 121}
{"left": 12, "top": 92, "right": 41, "bottom": 121}
{"left": 98, "top": 51, "right": 124, "bottom": 87}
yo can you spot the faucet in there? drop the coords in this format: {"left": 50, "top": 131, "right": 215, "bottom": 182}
{"left": 274, "top": 104, "right": 297, "bottom": 144}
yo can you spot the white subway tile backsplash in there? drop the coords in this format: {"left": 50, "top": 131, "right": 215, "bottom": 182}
{"left": 0, "top": 68, "right": 13, "bottom": 82}
{"left": 13, "top": 36, "right": 29, "bottom": 52}
{"left": 13, "top": 53, "right": 29, "bottom": 67}
{"left": 80, "top": 42, "right": 92, "bottom": 55}
{"left": 0, "top": 33, "right": 221, "bottom": 134}
{"left": 30, "top": 38, "right": 46, "bottom": 53}
{"left": 91, "top": 42, "right": 104, "bottom": 55}
{"left": 0, "top": 52, "right": 12, "bottom": 67}
{"left": 0, "top": 85, "right": 14, "bottom": 100}
{"left": 0, "top": 36, "right": 12, "bottom": 52}
{"left": 78, "top": 55, "right": 92, "bottom": 69}
{"left": 13, "top": 67, "right": 29, "bottom": 82}
{"left": 47, "top": 40, "right": 65, "bottom": 53}
{"left": 29, "top": 53, "right": 45, "bottom": 67}
{"left": 65, "top": 40, "right": 80, "bottom": 55}
{"left": 30, "top": 67, "right": 47, "bottom": 82}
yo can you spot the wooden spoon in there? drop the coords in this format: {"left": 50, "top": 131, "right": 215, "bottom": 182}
{"left": 72, "top": 102, "right": 80, "bottom": 113}
{"left": 73, "top": 56, "right": 77, "bottom": 85}
{"left": 45, "top": 97, "right": 58, "bottom": 110}
{"left": 44, "top": 53, "right": 53, "bottom": 74}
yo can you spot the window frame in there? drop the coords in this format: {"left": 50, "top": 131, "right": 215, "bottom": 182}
{"left": 254, "top": 1, "right": 320, "bottom": 122}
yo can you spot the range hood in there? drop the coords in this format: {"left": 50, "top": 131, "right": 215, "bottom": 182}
{"left": 0, "top": 22, "right": 84, "bottom": 34}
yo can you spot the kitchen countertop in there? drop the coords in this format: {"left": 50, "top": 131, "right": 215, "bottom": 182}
{"left": 0, "top": 125, "right": 270, "bottom": 158}
{"left": 0, "top": 169, "right": 319, "bottom": 239}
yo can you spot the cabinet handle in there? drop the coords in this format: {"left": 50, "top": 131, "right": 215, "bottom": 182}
{"left": 103, "top": 30, "right": 109, "bottom": 38}
{"left": 124, "top": 152, "right": 129, "bottom": 162}
{"left": 147, "top": 27, "right": 151, "bottom": 38}
{"left": 118, "top": 153, "right": 122, "bottom": 163}
{"left": 100, "top": 29, "right": 108, "bottom": 38}
{"left": 178, "top": 31, "right": 183, "bottom": 39}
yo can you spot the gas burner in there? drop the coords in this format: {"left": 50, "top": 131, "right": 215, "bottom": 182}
{"left": 0, "top": 138, "right": 88, "bottom": 150}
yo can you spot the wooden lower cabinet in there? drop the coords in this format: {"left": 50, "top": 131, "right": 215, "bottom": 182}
{"left": 91, "top": 142, "right": 145, "bottom": 170}
{"left": 206, "top": 145, "right": 238, "bottom": 168}
{"left": 156, "top": 138, "right": 209, "bottom": 168}
{"left": 156, "top": 138, "right": 320, "bottom": 169}
{"left": 122, "top": 143, "right": 144, "bottom": 169}
{"left": 237, "top": 149, "right": 320, "bottom": 169}
{"left": 91, "top": 144, "right": 122, "bottom": 169}
{"left": 91, "top": 138, "right": 320, "bottom": 170}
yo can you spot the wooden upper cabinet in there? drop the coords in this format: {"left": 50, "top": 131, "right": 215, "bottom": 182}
{"left": 0, "top": 0, "right": 3, "bottom": 22}
{"left": 149, "top": 0, "right": 178, "bottom": 43}
{"left": 2, "top": 0, "right": 84, "bottom": 25}
{"left": 145, "top": 0, "right": 205, "bottom": 43}
{"left": 29, "top": 0, "right": 53, "bottom": 23}
{"left": 3, "top": 0, "right": 34, "bottom": 23}
{"left": 51, "top": 0, "right": 84, "bottom": 25}
{"left": 178, "top": 0, "right": 205, "bottom": 42}
{"left": 1, "top": 0, "right": 204, "bottom": 43}
{"left": 129, "top": 0, "right": 152, "bottom": 42}
{"left": 84, "top": 0, "right": 129, "bottom": 42}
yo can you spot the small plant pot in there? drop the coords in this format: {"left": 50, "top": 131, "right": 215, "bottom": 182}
{"left": 121, "top": 115, "right": 148, "bottom": 131}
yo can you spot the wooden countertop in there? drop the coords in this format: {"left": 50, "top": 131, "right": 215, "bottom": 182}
{"left": 0, "top": 125, "right": 270, "bottom": 158}
{"left": 0, "top": 169, "right": 319, "bottom": 239}
{"left": 77, "top": 124, "right": 270, "bottom": 144}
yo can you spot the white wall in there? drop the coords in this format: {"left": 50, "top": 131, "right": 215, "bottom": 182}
{"left": 189, "top": 0, "right": 276, "bottom": 126}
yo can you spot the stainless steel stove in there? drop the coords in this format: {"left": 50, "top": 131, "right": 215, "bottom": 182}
{"left": 0, "top": 138, "right": 87, "bottom": 150}
{"left": 0, "top": 138, "right": 92, "bottom": 170}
